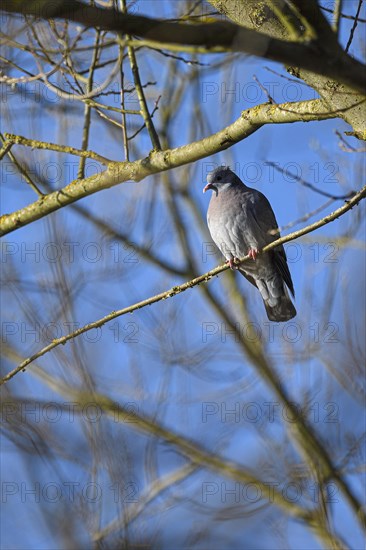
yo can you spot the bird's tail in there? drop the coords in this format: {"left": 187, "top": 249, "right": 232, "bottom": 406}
{"left": 263, "top": 286, "right": 296, "bottom": 322}
{"left": 238, "top": 268, "right": 296, "bottom": 322}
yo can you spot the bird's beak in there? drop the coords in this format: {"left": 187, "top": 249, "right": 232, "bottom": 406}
{"left": 203, "top": 183, "right": 212, "bottom": 193}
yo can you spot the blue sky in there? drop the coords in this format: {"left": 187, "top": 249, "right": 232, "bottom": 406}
{"left": 1, "top": 1, "right": 365, "bottom": 548}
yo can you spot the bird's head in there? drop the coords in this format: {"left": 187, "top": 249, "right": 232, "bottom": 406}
{"left": 203, "top": 166, "right": 241, "bottom": 195}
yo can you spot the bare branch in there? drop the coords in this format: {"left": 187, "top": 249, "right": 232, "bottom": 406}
{"left": 3, "top": 133, "right": 114, "bottom": 165}
{"left": 2, "top": 181, "right": 365, "bottom": 386}
{"left": 2, "top": 0, "right": 365, "bottom": 92}
{"left": 5, "top": 355, "right": 350, "bottom": 549}
{"left": 320, "top": 3, "right": 366, "bottom": 23}
{"left": 266, "top": 161, "right": 356, "bottom": 200}
{"left": 0, "top": 99, "right": 341, "bottom": 237}
{"left": 345, "top": 0, "right": 364, "bottom": 52}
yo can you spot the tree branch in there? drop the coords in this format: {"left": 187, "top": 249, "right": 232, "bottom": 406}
{"left": 2, "top": 181, "right": 365, "bottom": 386}
{"left": 0, "top": 99, "right": 339, "bottom": 237}
{"left": 208, "top": 0, "right": 366, "bottom": 138}
{"left": 2, "top": 0, "right": 365, "bottom": 93}
{"left": 3, "top": 133, "right": 113, "bottom": 165}
{"left": 1, "top": 350, "right": 354, "bottom": 549}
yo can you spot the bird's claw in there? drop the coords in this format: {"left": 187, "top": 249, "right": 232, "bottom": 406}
{"left": 248, "top": 248, "right": 259, "bottom": 260}
{"left": 226, "top": 257, "right": 240, "bottom": 270}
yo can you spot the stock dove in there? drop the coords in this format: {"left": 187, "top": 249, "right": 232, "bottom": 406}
{"left": 203, "top": 166, "right": 296, "bottom": 322}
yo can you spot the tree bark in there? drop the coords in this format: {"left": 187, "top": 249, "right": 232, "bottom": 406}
{"left": 209, "top": 0, "right": 365, "bottom": 139}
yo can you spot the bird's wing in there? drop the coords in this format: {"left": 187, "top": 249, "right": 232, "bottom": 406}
{"left": 244, "top": 190, "right": 295, "bottom": 297}
{"left": 244, "top": 190, "right": 279, "bottom": 244}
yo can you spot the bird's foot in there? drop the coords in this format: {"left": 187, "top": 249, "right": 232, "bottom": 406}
{"left": 248, "top": 248, "right": 259, "bottom": 260}
{"left": 226, "top": 257, "right": 240, "bottom": 270}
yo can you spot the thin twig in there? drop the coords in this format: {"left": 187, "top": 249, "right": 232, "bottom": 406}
{"left": 127, "top": 95, "right": 161, "bottom": 141}
{"left": 320, "top": 4, "right": 366, "bottom": 23}
{"left": 119, "top": 52, "right": 130, "bottom": 160}
{"left": 94, "top": 108, "right": 125, "bottom": 128}
{"left": 123, "top": 36, "right": 161, "bottom": 150}
{"left": 264, "top": 66, "right": 311, "bottom": 86}
{"left": 118, "top": 0, "right": 161, "bottom": 150}
{"left": 269, "top": 198, "right": 335, "bottom": 234}
{"left": 118, "top": 0, "right": 130, "bottom": 161}
{"left": 335, "top": 130, "right": 366, "bottom": 152}
{"left": 84, "top": 99, "right": 140, "bottom": 115}
{"left": 3, "top": 2, "right": 366, "bottom": 93}
{"left": 36, "top": 47, "right": 124, "bottom": 101}
{"left": 266, "top": 161, "right": 356, "bottom": 200}
{"left": 0, "top": 133, "right": 45, "bottom": 196}
{"left": 78, "top": 29, "right": 101, "bottom": 179}
{"left": 345, "top": 0, "right": 364, "bottom": 52}
{"left": 253, "top": 75, "right": 276, "bottom": 104}
{"left": 148, "top": 46, "right": 209, "bottom": 66}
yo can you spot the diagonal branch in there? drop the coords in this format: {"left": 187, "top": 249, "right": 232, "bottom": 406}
{"left": 3, "top": 353, "right": 352, "bottom": 550}
{"left": 266, "top": 161, "right": 356, "bottom": 200}
{"left": 2, "top": 181, "right": 365, "bottom": 386}
{"left": 78, "top": 28, "right": 102, "bottom": 179}
{"left": 0, "top": 99, "right": 340, "bottom": 237}
{"left": 3, "top": 133, "right": 113, "bottom": 165}
{"left": 345, "top": 0, "right": 364, "bottom": 53}
{"left": 121, "top": 35, "right": 161, "bottom": 150}
{"left": 93, "top": 463, "right": 198, "bottom": 542}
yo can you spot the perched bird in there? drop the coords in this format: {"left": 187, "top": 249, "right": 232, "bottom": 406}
{"left": 203, "top": 166, "right": 296, "bottom": 322}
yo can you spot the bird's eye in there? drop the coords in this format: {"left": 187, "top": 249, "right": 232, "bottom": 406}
{"left": 217, "top": 176, "right": 222, "bottom": 181}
